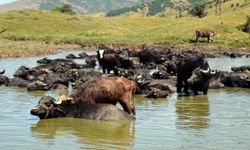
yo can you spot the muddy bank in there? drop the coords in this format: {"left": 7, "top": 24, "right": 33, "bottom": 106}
{"left": 0, "top": 40, "right": 83, "bottom": 58}
{"left": 0, "top": 40, "right": 249, "bottom": 58}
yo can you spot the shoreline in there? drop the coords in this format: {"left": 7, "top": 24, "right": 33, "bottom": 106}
{"left": 0, "top": 40, "right": 249, "bottom": 58}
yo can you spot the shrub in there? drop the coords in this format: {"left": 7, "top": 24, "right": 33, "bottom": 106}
{"left": 52, "top": 4, "right": 75, "bottom": 14}
{"left": 238, "top": 16, "right": 250, "bottom": 33}
{"left": 242, "top": 16, "right": 250, "bottom": 33}
{"left": 188, "top": 4, "right": 207, "bottom": 18}
{"left": 62, "top": 4, "right": 73, "bottom": 13}
{"left": 52, "top": 5, "right": 63, "bottom": 12}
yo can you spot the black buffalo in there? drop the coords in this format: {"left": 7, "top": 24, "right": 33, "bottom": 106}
{"left": 187, "top": 67, "right": 216, "bottom": 95}
{"left": 176, "top": 56, "right": 208, "bottom": 93}
{"left": 31, "top": 96, "right": 135, "bottom": 120}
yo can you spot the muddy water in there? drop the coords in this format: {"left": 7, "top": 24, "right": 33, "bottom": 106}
{"left": 0, "top": 51, "right": 250, "bottom": 150}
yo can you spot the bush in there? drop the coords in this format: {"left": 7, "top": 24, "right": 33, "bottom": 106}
{"left": 52, "top": 5, "right": 63, "bottom": 12}
{"left": 62, "top": 4, "right": 73, "bottom": 13}
{"left": 188, "top": 4, "right": 207, "bottom": 18}
{"left": 52, "top": 4, "right": 75, "bottom": 14}
{"left": 238, "top": 16, "right": 250, "bottom": 33}
{"left": 242, "top": 16, "right": 250, "bottom": 33}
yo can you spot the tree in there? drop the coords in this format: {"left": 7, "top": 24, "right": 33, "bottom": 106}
{"left": 189, "top": 4, "right": 207, "bottom": 18}
{"left": 242, "top": 16, "right": 250, "bottom": 33}
{"left": 62, "top": 4, "right": 73, "bottom": 13}
{"left": 52, "top": 4, "right": 75, "bottom": 14}
{"left": 215, "top": 0, "right": 222, "bottom": 16}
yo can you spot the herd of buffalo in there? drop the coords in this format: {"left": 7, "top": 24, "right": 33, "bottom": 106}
{"left": 0, "top": 45, "right": 249, "bottom": 121}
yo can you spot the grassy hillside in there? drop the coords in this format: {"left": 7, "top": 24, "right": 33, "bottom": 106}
{"left": 0, "top": 0, "right": 153, "bottom": 14}
{"left": 107, "top": 0, "right": 210, "bottom": 16}
{"left": 0, "top": 0, "right": 249, "bottom": 57}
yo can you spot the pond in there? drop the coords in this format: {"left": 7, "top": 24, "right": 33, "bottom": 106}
{"left": 0, "top": 50, "right": 250, "bottom": 149}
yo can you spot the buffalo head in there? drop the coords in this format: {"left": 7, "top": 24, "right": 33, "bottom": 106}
{"left": 37, "top": 58, "right": 50, "bottom": 64}
{"left": 187, "top": 67, "right": 217, "bottom": 95}
{"left": 30, "top": 96, "right": 71, "bottom": 119}
{"left": 31, "top": 96, "right": 57, "bottom": 119}
{"left": 188, "top": 67, "right": 216, "bottom": 85}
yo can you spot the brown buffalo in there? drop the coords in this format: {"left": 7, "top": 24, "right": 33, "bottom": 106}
{"left": 196, "top": 29, "right": 214, "bottom": 42}
{"left": 72, "top": 77, "right": 136, "bottom": 115}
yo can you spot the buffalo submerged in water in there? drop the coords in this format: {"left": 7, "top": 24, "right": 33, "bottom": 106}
{"left": 30, "top": 96, "right": 135, "bottom": 121}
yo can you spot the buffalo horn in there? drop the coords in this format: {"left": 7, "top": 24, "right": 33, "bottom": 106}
{"left": 0, "top": 69, "right": 5, "bottom": 74}
{"left": 201, "top": 68, "right": 210, "bottom": 73}
{"left": 55, "top": 95, "right": 73, "bottom": 104}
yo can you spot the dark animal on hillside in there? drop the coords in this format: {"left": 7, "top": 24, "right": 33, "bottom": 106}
{"left": 72, "top": 77, "right": 136, "bottom": 115}
{"left": 195, "top": 29, "right": 215, "bottom": 43}
{"left": 176, "top": 56, "right": 208, "bottom": 93}
{"left": 30, "top": 96, "right": 135, "bottom": 120}
{"left": 187, "top": 67, "right": 216, "bottom": 95}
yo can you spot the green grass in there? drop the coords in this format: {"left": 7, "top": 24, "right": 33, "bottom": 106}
{"left": 0, "top": 0, "right": 249, "bottom": 57}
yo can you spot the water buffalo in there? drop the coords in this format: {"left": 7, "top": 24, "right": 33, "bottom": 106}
{"left": 231, "top": 66, "right": 250, "bottom": 73}
{"left": 85, "top": 57, "right": 96, "bottom": 67}
{"left": 146, "top": 88, "right": 170, "bottom": 99}
{"left": 136, "top": 48, "right": 166, "bottom": 64}
{"left": 222, "top": 72, "right": 250, "bottom": 88}
{"left": 195, "top": 29, "right": 214, "bottom": 43}
{"left": 30, "top": 96, "right": 135, "bottom": 120}
{"left": 66, "top": 54, "right": 80, "bottom": 59}
{"left": 72, "top": 77, "right": 136, "bottom": 115}
{"left": 0, "top": 70, "right": 9, "bottom": 85}
{"left": 209, "top": 71, "right": 250, "bottom": 89}
{"left": 8, "top": 77, "right": 31, "bottom": 87}
{"left": 176, "top": 56, "right": 208, "bottom": 93}
{"left": 99, "top": 54, "right": 135, "bottom": 74}
{"left": 27, "top": 81, "right": 52, "bottom": 91}
{"left": 187, "top": 67, "right": 216, "bottom": 95}
{"left": 13, "top": 66, "right": 30, "bottom": 79}
{"left": 37, "top": 58, "right": 80, "bottom": 70}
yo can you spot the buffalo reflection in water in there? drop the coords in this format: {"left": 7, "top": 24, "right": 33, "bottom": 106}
{"left": 30, "top": 118, "right": 135, "bottom": 149}
{"left": 175, "top": 95, "right": 210, "bottom": 129}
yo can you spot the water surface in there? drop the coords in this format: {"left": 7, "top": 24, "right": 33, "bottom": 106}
{"left": 0, "top": 51, "right": 250, "bottom": 150}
